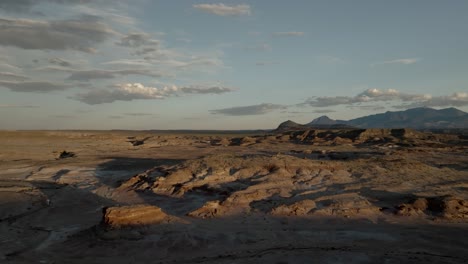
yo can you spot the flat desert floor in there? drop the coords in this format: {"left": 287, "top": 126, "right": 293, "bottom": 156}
{"left": 0, "top": 129, "right": 467, "bottom": 263}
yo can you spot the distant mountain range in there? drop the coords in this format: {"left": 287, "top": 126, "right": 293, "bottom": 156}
{"left": 276, "top": 107, "right": 468, "bottom": 131}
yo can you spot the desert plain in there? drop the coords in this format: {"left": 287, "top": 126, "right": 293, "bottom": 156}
{"left": 0, "top": 128, "right": 467, "bottom": 263}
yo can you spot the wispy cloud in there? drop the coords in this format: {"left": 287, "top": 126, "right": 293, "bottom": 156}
{"left": 51, "top": 115, "right": 76, "bottom": 118}
{"left": 0, "top": 0, "right": 94, "bottom": 13}
{"left": 0, "top": 104, "right": 39, "bottom": 108}
{"left": 302, "top": 88, "right": 428, "bottom": 107}
{"left": 0, "top": 72, "right": 29, "bottom": 81}
{"left": 116, "top": 32, "right": 160, "bottom": 48}
{"left": 244, "top": 43, "right": 272, "bottom": 52}
{"left": 179, "top": 86, "right": 235, "bottom": 94}
{"left": 394, "top": 92, "right": 468, "bottom": 109}
{"left": 123, "top": 113, "right": 155, "bottom": 117}
{"left": 210, "top": 103, "right": 287, "bottom": 116}
{"left": 0, "top": 62, "right": 22, "bottom": 73}
{"left": 372, "top": 58, "right": 420, "bottom": 67}
{"left": 347, "top": 105, "right": 386, "bottom": 111}
{"left": 0, "top": 17, "right": 115, "bottom": 53}
{"left": 73, "top": 83, "right": 235, "bottom": 104}
{"left": 101, "top": 59, "right": 152, "bottom": 67}
{"left": 48, "top": 58, "right": 73, "bottom": 67}
{"left": 312, "top": 109, "right": 336, "bottom": 114}
{"left": 0, "top": 80, "right": 71, "bottom": 92}
{"left": 272, "top": 31, "right": 305, "bottom": 37}
{"left": 317, "top": 55, "right": 346, "bottom": 64}
{"left": 67, "top": 69, "right": 167, "bottom": 81}
{"left": 255, "top": 61, "right": 278, "bottom": 66}
{"left": 193, "top": 3, "right": 251, "bottom": 16}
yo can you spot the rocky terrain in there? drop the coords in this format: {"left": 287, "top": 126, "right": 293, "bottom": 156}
{"left": 0, "top": 129, "right": 467, "bottom": 263}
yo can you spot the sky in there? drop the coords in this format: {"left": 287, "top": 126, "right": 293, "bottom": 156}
{"left": 0, "top": 0, "right": 467, "bottom": 130}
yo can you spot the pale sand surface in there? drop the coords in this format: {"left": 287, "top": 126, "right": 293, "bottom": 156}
{"left": 0, "top": 130, "right": 467, "bottom": 263}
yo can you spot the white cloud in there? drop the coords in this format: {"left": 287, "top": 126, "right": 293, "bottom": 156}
{"left": 193, "top": 3, "right": 251, "bottom": 16}
{"left": 73, "top": 83, "right": 235, "bottom": 104}
{"left": 272, "top": 31, "right": 305, "bottom": 37}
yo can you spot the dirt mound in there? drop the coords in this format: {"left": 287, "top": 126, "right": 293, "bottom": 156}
{"left": 187, "top": 200, "right": 224, "bottom": 218}
{"left": 396, "top": 196, "right": 468, "bottom": 219}
{"left": 103, "top": 205, "right": 179, "bottom": 229}
{"left": 270, "top": 199, "right": 317, "bottom": 216}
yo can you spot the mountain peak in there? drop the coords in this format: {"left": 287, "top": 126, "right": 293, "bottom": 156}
{"left": 280, "top": 120, "right": 299, "bottom": 126}
{"left": 308, "top": 115, "right": 337, "bottom": 125}
{"left": 275, "top": 120, "right": 305, "bottom": 131}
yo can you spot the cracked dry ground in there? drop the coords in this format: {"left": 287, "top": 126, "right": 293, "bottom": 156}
{"left": 0, "top": 130, "right": 467, "bottom": 263}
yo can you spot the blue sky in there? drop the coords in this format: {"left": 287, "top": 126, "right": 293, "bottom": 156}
{"left": 0, "top": 0, "right": 467, "bottom": 129}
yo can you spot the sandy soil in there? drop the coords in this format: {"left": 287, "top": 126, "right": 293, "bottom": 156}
{"left": 0, "top": 129, "right": 467, "bottom": 263}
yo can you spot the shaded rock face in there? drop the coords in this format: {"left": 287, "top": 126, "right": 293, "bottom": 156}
{"left": 127, "top": 136, "right": 152, "bottom": 146}
{"left": 103, "top": 205, "right": 177, "bottom": 229}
